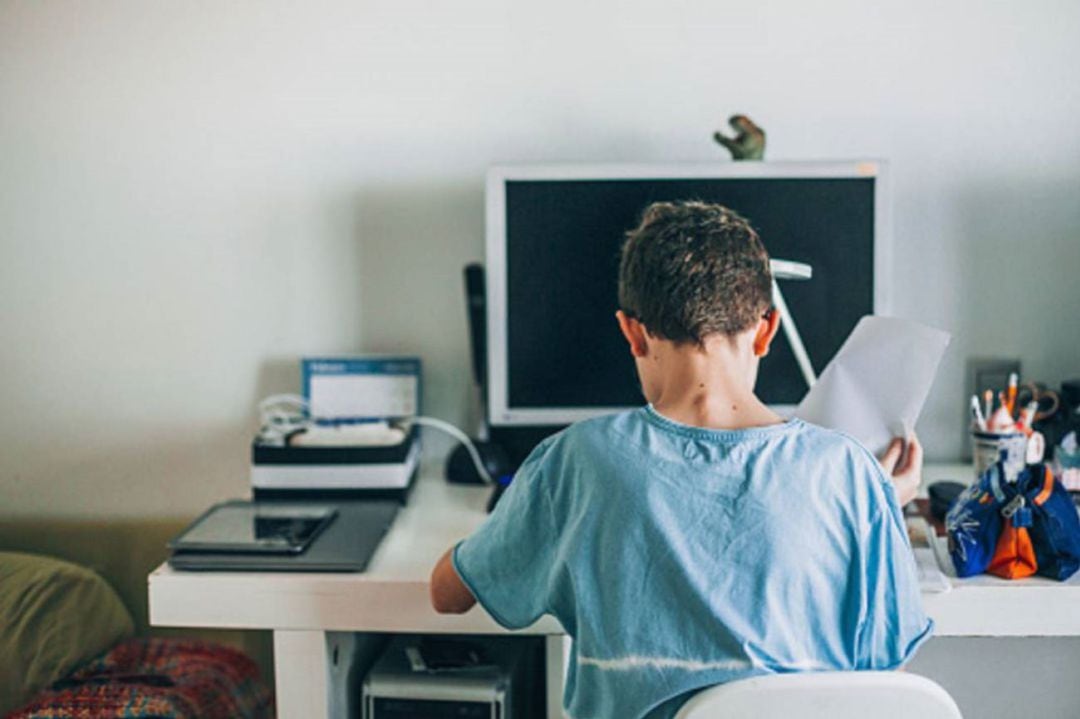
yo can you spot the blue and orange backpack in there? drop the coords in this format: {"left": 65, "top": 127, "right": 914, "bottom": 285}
{"left": 946, "top": 460, "right": 1080, "bottom": 580}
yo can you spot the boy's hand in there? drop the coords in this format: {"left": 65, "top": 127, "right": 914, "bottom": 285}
{"left": 878, "top": 435, "right": 922, "bottom": 506}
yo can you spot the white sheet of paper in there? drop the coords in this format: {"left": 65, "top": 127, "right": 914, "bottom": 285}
{"left": 794, "top": 316, "right": 951, "bottom": 455}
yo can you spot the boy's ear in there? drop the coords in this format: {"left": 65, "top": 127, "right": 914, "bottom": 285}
{"left": 752, "top": 308, "right": 781, "bottom": 357}
{"left": 616, "top": 310, "right": 649, "bottom": 358}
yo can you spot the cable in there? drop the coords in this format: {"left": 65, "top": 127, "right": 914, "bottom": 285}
{"left": 257, "top": 394, "right": 311, "bottom": 445}
{"left": 409, "top": 416, "right": 494, "bottom": 485}
{"left": 256, "top": 395, "right": 494, "bottom": 485}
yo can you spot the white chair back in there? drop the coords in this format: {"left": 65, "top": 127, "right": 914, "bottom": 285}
{"left": 675, "top": 671, "right": 962, "bottom": 719}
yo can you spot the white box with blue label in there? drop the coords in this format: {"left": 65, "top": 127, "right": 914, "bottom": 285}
{"left": 303, "top": 357, "right": 421, "bottom": 422}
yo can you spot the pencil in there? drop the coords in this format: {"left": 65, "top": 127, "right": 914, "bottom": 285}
{"left": 1007, "top": 372, "right": 1018, "bottom": 416}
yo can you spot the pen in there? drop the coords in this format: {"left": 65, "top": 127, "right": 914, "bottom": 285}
{"left": 1007, "top": 372, "right": 1018, "bottom": 416}
{"left": 1017, "top": 400, "right": 1038, "bottom": 435}
{"left": 970, "top": 394, "right": 988, "bottom": 431}
{"left": 983, "top": 389, "right": 993, "bottom": 422}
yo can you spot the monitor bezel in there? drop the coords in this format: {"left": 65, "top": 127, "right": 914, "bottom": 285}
{"left": 485, "top": 161, "right": 892, "bottom": 427}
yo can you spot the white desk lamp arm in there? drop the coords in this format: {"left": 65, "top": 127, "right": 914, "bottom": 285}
{"left": 769, "top": 259, "right": 817, "bottom": 390}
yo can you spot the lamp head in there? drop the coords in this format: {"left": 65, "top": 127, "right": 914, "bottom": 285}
{"left": 770, "top": 259, "right": 812, "bottom": 281}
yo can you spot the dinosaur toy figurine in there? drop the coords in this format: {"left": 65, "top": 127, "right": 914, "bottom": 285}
{"left": 713, "top": 114, "right": 766, "bottom": 160}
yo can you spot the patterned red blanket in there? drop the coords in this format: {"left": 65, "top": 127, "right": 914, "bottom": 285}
{"left": 8, "top": 638, "right": 273, "bottom": 719}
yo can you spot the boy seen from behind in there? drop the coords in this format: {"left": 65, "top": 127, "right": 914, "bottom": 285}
{"left": 430, "top": 201, "right": 932, "bottom": 719}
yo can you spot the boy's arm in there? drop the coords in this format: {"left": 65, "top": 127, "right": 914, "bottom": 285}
{"left": 857, "top": 433, "right": 934, "bottom": 669}
{"left": 427, "top": 436, "right": 560, "bottom": 628}
{"left": 430, "top": 547, "right": 477, "bottom": 614}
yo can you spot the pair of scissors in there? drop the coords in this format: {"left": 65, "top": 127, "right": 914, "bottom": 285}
{"left": 1015, "top": 382, "right": 1060, "bottom": 422}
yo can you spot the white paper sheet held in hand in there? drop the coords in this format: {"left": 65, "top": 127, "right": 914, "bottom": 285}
{"left": 794, "top": 316, "right": 950, "bottom": 456}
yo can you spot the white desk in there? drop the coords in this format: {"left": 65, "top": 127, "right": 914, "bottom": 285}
{"left": 150, "top": 469, "right": 567, "bottom": 718}
{"left": 148, "top": 463, "right": 1080, "bottom": 718}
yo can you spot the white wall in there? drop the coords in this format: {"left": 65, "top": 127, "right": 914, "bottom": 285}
{"left": 2, "top": 1, "right": 1079, "bottom": 519}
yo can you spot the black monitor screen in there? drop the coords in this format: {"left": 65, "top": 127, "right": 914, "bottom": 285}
{"left": 505, "top": 177, "right": 875, "bottom": 409}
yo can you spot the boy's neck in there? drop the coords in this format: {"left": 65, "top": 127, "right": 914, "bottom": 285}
{"left": 648, "top": 337, "right": 784, "bottom": 431}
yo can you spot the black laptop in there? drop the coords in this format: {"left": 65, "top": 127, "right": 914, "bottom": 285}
{"left": 168, "top": 499, "right": 399, "bottom": 572}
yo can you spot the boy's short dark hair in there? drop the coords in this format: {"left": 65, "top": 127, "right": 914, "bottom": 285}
{"left": 618, "top": 201, "right": 773, "bottom": 344}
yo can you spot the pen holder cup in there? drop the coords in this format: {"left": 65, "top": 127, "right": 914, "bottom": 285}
{"left": 972, "top": 430, "right": 1027, "bottom": 481}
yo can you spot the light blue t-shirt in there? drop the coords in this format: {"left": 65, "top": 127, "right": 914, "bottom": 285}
{"left": 453, "top": 406, "right": 932, "bottom": 719}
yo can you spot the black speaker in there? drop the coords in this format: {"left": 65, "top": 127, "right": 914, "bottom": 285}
{"left": 464, "top": 263, "right": 486, "bottom": 389}
{"left": 448, "top": 263, "right": 562, "bottom": 500}
{"left": 447, "top": 264, "right": 513, "bottom": 492}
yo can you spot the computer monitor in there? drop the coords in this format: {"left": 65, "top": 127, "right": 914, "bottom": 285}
{"left": 485, "top": 162, "right": 891, "bottom": 427}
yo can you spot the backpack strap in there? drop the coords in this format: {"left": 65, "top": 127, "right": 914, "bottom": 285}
{"left": 991, "top": 464, "right": 1029, "bottom": 522}
{"left": 989, "top": 464, "right": 1007, "bottom": 504}
{"left": 1033, "top": 465, "right": 1054, "bottom": 506}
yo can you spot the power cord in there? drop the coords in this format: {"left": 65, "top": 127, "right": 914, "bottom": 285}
{"left": 256, "top": 394, "right": 310, "bottom": 444}
{"left": 409, "top": 416, "right": 494, "bottom": 485}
